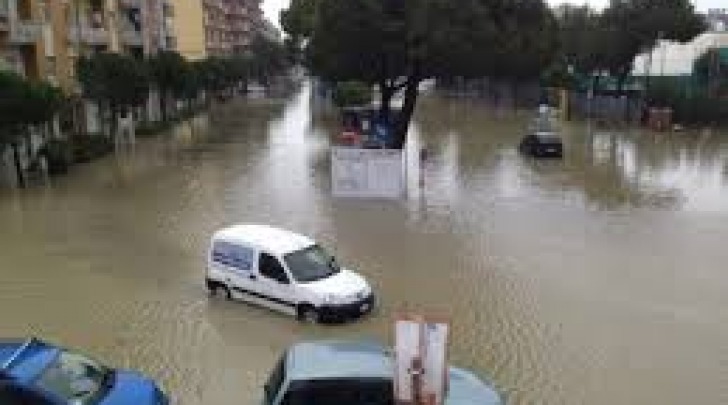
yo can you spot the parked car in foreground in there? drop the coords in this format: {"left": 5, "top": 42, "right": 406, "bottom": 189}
{"left": 0, "top": 338, "right": 168, "bottom": 404}
{"left": 262, "top": 341, "right": 502, "bottom": 405}
{"left": 206, "top": 224, "right": 375, "bottom": 323}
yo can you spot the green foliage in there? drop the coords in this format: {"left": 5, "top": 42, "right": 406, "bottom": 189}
{"left": 646, "top": 78, "right": 728, "bottom": 126}
{"left": 247, "top": 35, "right": 288, "bottom": 84}
{"left": 38, "top": 139, "right": 72, "bottom": 175}
{"left": 553, "top": 5, "right": 604, "bottom": 77}
{"left": 292, "top": 0, "right": 558, "bottom": 146}
{"left": 147, "top": 51, "right": 188, "bottom": 98}
{"left": 280, "top": 0, "right": 321, "bottom": 61}
{"left": 553, "top": 1, "right": 705, "bottom": 93}
{"left": 77, "top": 53, "right": 150, "bottom": 112}
{"left": 332, "top": 81, "right": 372, "bottom": 107}
{"left": 71, "top": 134, "right": 113, "bottom": 163}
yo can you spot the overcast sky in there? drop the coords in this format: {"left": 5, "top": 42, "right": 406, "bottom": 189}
{"left": 262, "top": 0, "right": 725, "bottom": 29}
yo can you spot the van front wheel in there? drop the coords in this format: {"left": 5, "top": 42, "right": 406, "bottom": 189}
{"left": 297, "top": 305, "right": 320, "bottom": 324}
{"left": 208, "top": 280, "right": 232, "bottom": 300}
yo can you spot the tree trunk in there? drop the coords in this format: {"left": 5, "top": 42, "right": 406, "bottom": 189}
{"left": 379, "top": 81, "right": 394, "bottom": 122}
{"left": 110, "top": 105, "right": 118, "bottom": 142}
{"left": 11, "top": 141, "right": 24, "bottom": 188}
{"left": 393, "top": 76, "right": 420, "bottom": 149}
{"left": 160, "top": 92, "right": 168, "bottom": 123}
{"left": 24, "top": 127, "right": 33, "bottom": 164}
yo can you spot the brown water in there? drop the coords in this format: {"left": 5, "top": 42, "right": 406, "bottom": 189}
{"left": 2, "top": 84, "right": 728, "bottom": 404}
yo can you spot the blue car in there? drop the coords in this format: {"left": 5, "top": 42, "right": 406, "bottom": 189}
{"left": 0, "top": 338, "right": 168, "bottom": 405}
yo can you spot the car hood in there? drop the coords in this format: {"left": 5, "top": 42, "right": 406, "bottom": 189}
{"left": 298, "top": 269, "right": 370, "bottom": 300}
{"left": 445, "top": 367, "right": 502, "bottom": 405}
{"left": 99, "top": 371, "right": 167, "bottom": 405}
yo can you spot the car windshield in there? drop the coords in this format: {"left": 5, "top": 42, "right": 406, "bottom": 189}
{"left": 34, "top": 349, "right": 113, "bottom": 405}
{"left": 284, "top": 245, "right": 340, "bottom": 283}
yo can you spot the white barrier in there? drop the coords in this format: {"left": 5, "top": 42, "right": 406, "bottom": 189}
{"left": 331, "top": 147, "right": 405, "bottom": 199}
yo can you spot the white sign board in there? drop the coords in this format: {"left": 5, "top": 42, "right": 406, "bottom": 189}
{"left": 394, "top": 317, "right": 449, "bottom": 405}
{"left": 332, "top": 147, "right": 404, "bottom": 199}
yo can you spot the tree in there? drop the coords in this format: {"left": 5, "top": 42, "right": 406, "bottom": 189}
{"left": 248, "top": 35, "right": 288, "bottom": 86}
{"left": 77, "top": 53, "right": 150, "bottom": 137}
{"left": 147, "top": 51, "right": 188, "bottom": 122}
{"left": 291, "top": 0, "right": 556, "bottom": 148}
{"left": 488, "top": 0, "right": 558, "bottom": 105}
{"left": 280, "top": 0, "right": 322, "bottom": 61}
{"left": 600, "top": 0, "right": 705, "bottom": 93}
{"left": 553, "top": 4, "right": 604, "bottom": 82}
{"left": 0, "top": 71, "right": 63, "bottom": 187}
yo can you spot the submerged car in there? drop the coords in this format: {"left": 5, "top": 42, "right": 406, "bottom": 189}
{"left": 520, "top": 106, "right": 564, "bottom": 158}
{"left": 262, "top": 341, "right": 502, "bottom": 405}
{"left": 519, "top": 132, "right": 564, "bottom": 158}
{"left": 0, "top": 338, "right": 168, "bottom": 405}
{"left": 206, "top": 225, "right": 375, "bottom": 323}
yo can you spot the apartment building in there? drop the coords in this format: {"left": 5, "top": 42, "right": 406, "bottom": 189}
{"left": 172, "top": 0, "right": 262, "bottom": 60}
{"left": 1, "top": 0, "right": 175, "bottom": 91}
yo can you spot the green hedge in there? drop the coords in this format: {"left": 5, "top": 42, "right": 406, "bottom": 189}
{"left": 71, "top": 134, "right": 113, "bottom": 163}
{"left": 647, "top": 80, "right": 728, "bottom": 126}
{"left": 332, "top": 81, "right": 372, "bottom": 107}
{"left": 38, "top": 139, "right": 72, "bottom": 175}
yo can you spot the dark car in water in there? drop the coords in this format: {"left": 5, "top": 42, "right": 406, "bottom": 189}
{"left": 0, "top": 338, "right": 168, "bottom": 405}
{"left": 519, "top": 132, "right": 564, "bottom": 158}
{"left": 520, "top": 107, "right": 564, "bottom": 158}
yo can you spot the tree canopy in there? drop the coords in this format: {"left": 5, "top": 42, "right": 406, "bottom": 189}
{"left": 77, "top": 52, "right": 150, "bottom": 113}
{"left": 0, "top": 70, "right": 63, "bottom": 186}
{"left": 292, "top": 0, "right": 558, "bottom": 148}
{"left": 551, "top": 0, "right": 705, "bottom": 92}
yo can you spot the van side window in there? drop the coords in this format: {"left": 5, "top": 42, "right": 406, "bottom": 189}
{"left": 260, "top": 254, "right": 289, "bottom": 284}
{"left": 212, "top": 241, "right": 253, "bottom": 272}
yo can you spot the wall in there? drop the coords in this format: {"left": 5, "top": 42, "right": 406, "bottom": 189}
{"left": 171, "top": 0, "right": 205, "bottom": 60}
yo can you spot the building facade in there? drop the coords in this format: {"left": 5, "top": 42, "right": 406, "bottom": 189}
{"left": 172, "top": 0, "right": 262, "bottom": 60}
{"left": 1, "top": 0, "right": 174, "bottom": 91}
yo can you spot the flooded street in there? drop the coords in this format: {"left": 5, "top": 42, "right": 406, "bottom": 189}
{"left": 2, "top": 84, "right": 728, "bottom": 404}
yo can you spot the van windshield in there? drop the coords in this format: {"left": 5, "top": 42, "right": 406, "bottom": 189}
{"left": 284, "top": 245, "right": 340, "bottom": 283}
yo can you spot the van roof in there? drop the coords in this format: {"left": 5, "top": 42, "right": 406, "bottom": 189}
{"left": 213, "top": 225, "right": 315, "bottom": 256}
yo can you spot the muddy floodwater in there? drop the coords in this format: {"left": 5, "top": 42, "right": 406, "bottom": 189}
{"left": 2, "top": 84, "right": 728, "bottom": 404}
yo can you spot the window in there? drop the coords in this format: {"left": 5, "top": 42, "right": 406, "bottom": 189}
{"left": 260, "top": 253, "right": 289, "bottom": 284}
{"left": 281, "top": 379, "right": 394, "bottom": 405}
{"left": 33, "top": 350, "right": 113, "bottom": 405}
{"left": 212, "top": 241, "right": 254, "bottom": 272}
{"left": 284, "top": 245, "right": 340, "bottom": 283}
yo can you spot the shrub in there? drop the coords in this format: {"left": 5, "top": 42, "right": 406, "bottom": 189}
{"left": 332, "top": 81, "right": 372, "bottom": 107}
{"left": 38, "top": 139, "right": 72, "bottom": 175}
{"left": 71, "top": 134, "right": 113, "bottom": 163}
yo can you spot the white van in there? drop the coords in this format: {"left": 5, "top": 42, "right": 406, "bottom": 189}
{"left": 205, "top": 225, "right": 375, "bottom": 323}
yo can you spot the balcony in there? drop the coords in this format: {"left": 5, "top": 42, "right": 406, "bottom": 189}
{"left": 0, "top": 0, "right": 9, "bottom": 31}
{"left": 68, "top": 26, "right": 109, "bottom": 45}
{"left": 119, "top": 27, "right": 143, "bottom": 47}
{"left": 8, "top": 20, "right": 43, "bottom": 44}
